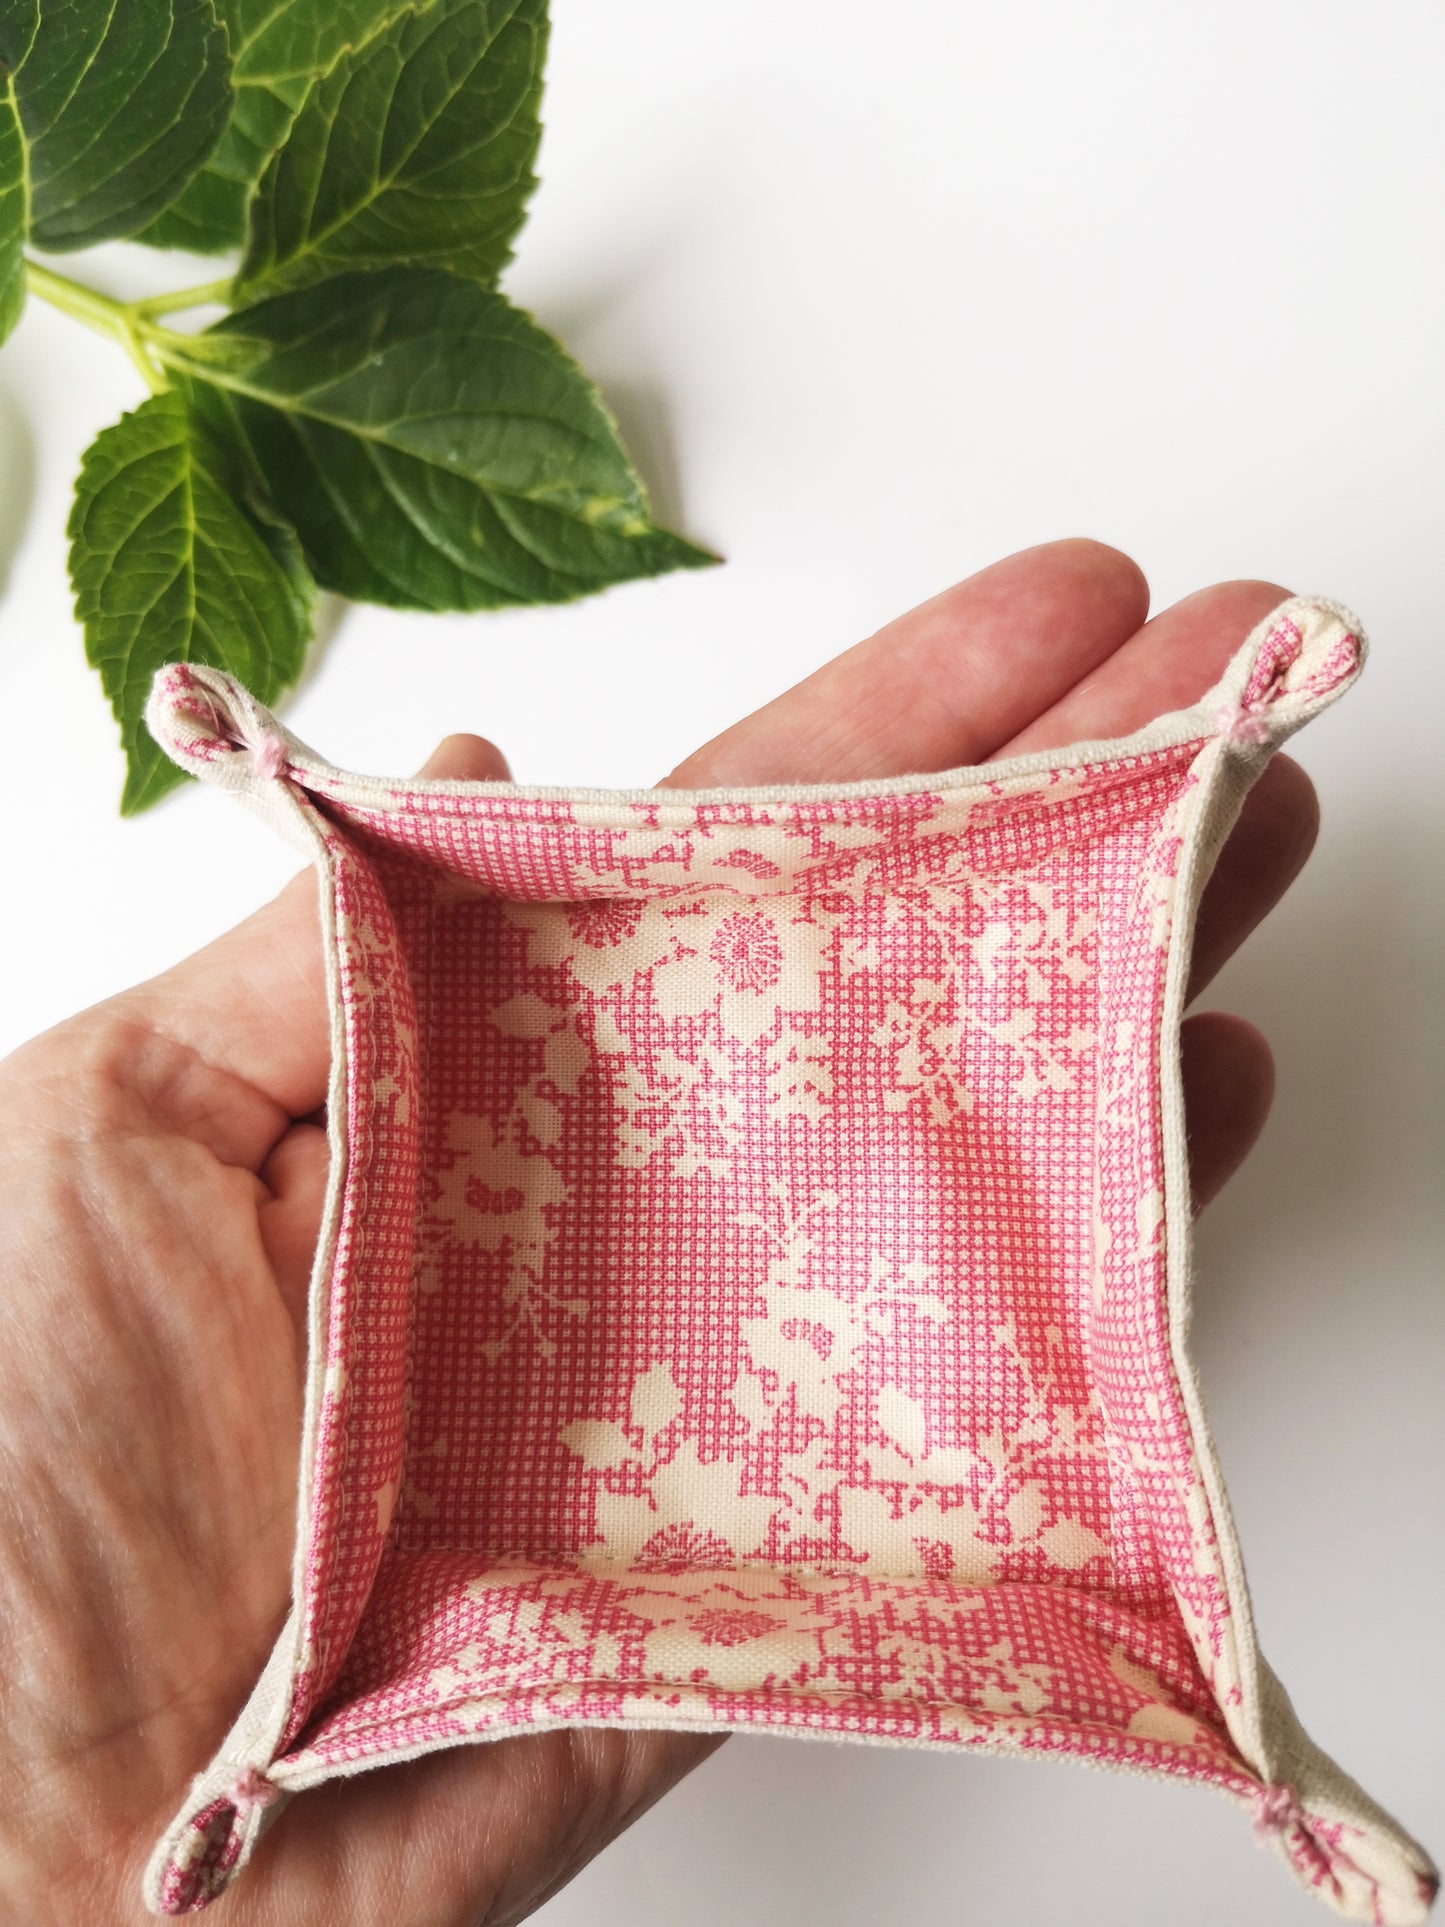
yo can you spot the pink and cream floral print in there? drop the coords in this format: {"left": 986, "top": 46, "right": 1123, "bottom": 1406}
{"left": 139, "top": 596, "right": 1436, "bottom": 1922}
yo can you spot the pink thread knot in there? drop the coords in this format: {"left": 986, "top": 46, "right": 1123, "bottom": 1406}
{"left": 1253, "top": 1781, "right": 1303, "bottom": 1842}
{"left": 228, "top": 1766, "right": 282, "bottom": 1818}
{"left": 248, "top": 729, "right": 288, "bottom": 780}
{"left": 1213, "top": 701, "right": 1272, "bottom": 748}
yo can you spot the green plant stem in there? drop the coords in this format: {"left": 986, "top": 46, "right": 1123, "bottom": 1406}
{"left": 23, "top": 260, "right": 129, "bottom": 334}
{"left": 22, "top": 259, "right": 207, "bottom": 393}
{"left": 134, "top": 278, "right": 234, "bottom": 317}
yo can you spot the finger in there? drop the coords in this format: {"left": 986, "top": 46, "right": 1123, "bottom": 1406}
{"left": 663, "top": 537, "right": 1150, "bottom": 787}
{"left": 256, "top": 1123, "right": 330, "bottom": 1325}
{"left": 983, "top": 577, "right": 1321, "bottom": 1005}
{"left": 108, "top": 734, "right": 510, "bottom": 1163}
{"left": 414, "top": 733, "right": 511, "bottom": 783}
{"left": 232, "top": 1726, "right": 725, "bottom": 1923}
{"left": 996, "top": 578, "right": 1293, "bottom": 756}
{"left": 1188, "top": 755, "right": 1319, "bottom": 1002}
{"left": 1181, "top": 1011, "right": 1275, "bottom": 1212}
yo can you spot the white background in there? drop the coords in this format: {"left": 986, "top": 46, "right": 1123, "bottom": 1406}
{"left": 0, "top": 0, "right": 1441, "bottom": 1920}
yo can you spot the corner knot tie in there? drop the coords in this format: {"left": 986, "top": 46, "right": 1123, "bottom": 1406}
{"left": 1213, "top": 701, "right": 1272, "bottom": 748}
{"left": 228, "top": 1766, "right": 283, "bottom": 1817}
{"left": 1252, "top": 1780, "right": 1303, "bottom": 1841}
{"left": 248, "top": 729, "right": 289, "bottom": 780}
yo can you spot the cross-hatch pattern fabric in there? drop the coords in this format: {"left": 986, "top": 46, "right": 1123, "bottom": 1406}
{"left": 139, "top": 597, "right": 1436, "bottom": 1921}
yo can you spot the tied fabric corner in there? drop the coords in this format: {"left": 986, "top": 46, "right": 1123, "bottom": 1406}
{"left": 139, "top": 597, "right": 1436, "bottom": 1924}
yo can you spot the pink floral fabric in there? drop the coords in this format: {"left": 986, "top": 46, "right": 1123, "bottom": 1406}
{"left": 140, "top": 598, "right": 1436, "bottom": 1922}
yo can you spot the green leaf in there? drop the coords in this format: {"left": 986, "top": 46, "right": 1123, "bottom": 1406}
{"left": 142, "top": 0, "right": 401, "bottom": 254}
{"left": 163, "top": 266, "right": 717, "bottom": 613}
{"left": 1, "top": 0, "right": 233, "bottom": 251}
{"left": 0, "top": 66, "right": 25, "bottom": 346}
{"left": 68, "top": 391, "right": 316, "bottom": 814}
{"left": 0, "top": 0, "right": 40, "bottom": 85}
{"left": 238, "top": 0, "right": 546, "bottom": 297}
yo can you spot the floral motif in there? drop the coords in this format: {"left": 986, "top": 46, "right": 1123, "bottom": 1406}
{"left": 566, "top": 899, "right": 642, "bottom": 948}
{"left": 914, "top": 1539, "right": 956, "bottom": 1580}
{"left": 415, "top": 1110, "right": 582, "bottom": 1360}
{"left": 637, "top": 1523, "right": 735, "bottom": 1574}
{"left": 710, "top": 911, "right": 784, "bottom": 992}
{"left": 691, "top": 1607, "right": 784, "bottom": 1647}
{"left": 518, "top": 896, "right": 834, "bottom": 1050}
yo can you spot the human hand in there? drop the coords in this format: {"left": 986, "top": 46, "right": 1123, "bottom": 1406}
{"left": 0, "top": 540, "right": 1317, "bottom": 1923}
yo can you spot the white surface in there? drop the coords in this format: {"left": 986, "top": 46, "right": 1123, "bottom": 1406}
{"left": 0, "top": 0, "right": 1440, "bottom": 1921}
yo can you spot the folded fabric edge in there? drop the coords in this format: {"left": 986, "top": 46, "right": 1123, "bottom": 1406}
{"left": 1152, "top": 607, "right": 1437, "bottom": 1924}
{"left": 142, "top": 594, "right": 1361, "bottom": 817}
{"left": 141, "top": 789, "right": 357, "bottom": 1917}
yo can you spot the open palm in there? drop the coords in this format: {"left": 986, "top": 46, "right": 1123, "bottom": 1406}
{"left": 0, "top": 543, "right": 1319, "bottom": 1924}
